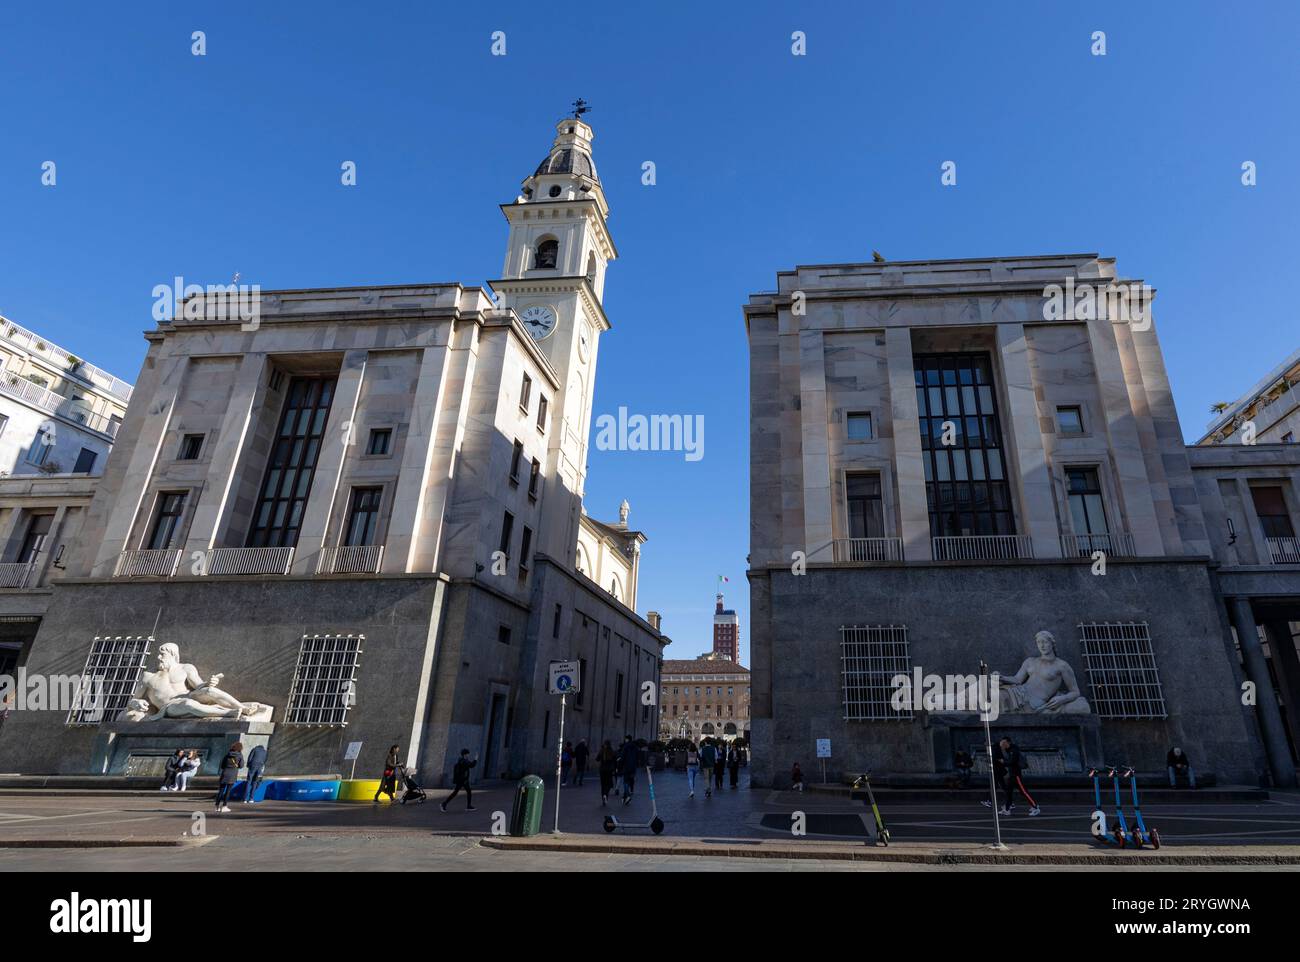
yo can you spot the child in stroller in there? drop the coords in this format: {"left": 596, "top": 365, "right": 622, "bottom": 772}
{"left": 398, "top": 764, "right": 426, "bottom": 805}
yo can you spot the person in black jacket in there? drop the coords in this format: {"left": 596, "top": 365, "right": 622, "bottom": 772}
{"left": 596, "top": 740, "right": 618, "bottom": 805}
{"left": 440, "top": 749, "right": 477, "bottom": 811}
{"left": 954, "top": 750, "right": 974, "bottom": 788}
{"left": 244, "top": 744, "right": 268, "bottom": 803}
{"left": 215, "top": 741, "right": 243, "bottom": 813}
{"left": 1167, "top": 746, "right": 1197, "bottom": 789}
{"left": 161, "top": 749, "right": 185, "bottom": 792}
{"left": 574, "top": 739, "right": 589, "bottom": 787}
{"left": 985, "top": 737, "right": 1040, "bottom": 816}
{"left": 618, "top": 736, "right": 640, "bottom": 806}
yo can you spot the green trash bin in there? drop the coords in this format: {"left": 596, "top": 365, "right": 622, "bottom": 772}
{"left": 509, "top": 774, "right": 545, "bottom": 836}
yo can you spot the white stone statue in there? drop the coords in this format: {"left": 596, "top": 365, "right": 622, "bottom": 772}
{"left": 997, "top": 630, "right": 1090, "bottom": 715}
{"left": 120, "top": 643, "right": 273, "bottom": 723}
{"left": 618, "top": 499, "right": 630, "bottom": 525}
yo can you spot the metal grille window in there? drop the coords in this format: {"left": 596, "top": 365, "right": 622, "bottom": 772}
{"left": 841, "top": 625, "right": 912, "bottom": 720}
{"left": 65, "top": 636, "right": 152, "bottom": 726}
{"left": 1078, "top": 622, "right": 1166, "bottom": 719}
{"left": 285, "top": 634, "right": 364, "bottom": 726}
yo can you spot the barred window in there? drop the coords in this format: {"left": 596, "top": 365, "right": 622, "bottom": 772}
{"left": 1078, "top": 622, "right": 1167, "bottom": 719}
{"left": 65, "top": 636, "right": 152, "bottom": 726}
{"left": 841, "top": 625, "right": 912, "bottom": 720}
{"left": 285, "top": 634, "right": 364, "bottom": 726}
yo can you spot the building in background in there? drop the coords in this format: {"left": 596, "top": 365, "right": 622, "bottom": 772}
{"left": 746, "top": 253, "right": 1299, "bottom": 789}
{"left": 0, "top": 115, "right": 669, "bottom": 782}
{"left": 711, "top": 591, "right": 740, "bottom": 661}
{"left": 660, "top": 658, "right": 750, "bottom": 743}
{"left": 1198, "top": 347, "right": 1300, "bottom": 447}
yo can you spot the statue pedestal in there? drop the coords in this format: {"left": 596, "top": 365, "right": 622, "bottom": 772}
{"left": 927, "top": 712, "right": 1102, "bottom": 775}
{"left": 90, "top": 719, "right": 275, "bottom": 777}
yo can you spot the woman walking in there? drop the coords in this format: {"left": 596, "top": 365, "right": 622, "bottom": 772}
{"left": 596, "top": 740, "right": 618, "bottom": 806}
{"left": 374, "top": 744, "right": 400, "bottom": 803}
{"left": 728, "top": 743, "right": 740, "bottom": 788}
{"left": 215, "top": 741, "right": 243, "bottom": 813}
{"left": 685, "top": 742, "right": 700, "bottom": 798}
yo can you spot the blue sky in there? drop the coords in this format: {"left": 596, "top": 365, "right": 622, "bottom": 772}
{"left": 2, "top": 2, "right": 1297, "bottom": 662}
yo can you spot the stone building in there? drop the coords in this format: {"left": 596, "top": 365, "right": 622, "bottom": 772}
{"left": 711, "top": 592, "right": 740, "bottom": 661}
{"left": 660, "top": 658, "right": 751, "bottom": 743}
{"left": 745, "top": 253, "right": 1300, "bottom": 788}
{"left": 0, "top": 115, "right": 669, "bottom": 783}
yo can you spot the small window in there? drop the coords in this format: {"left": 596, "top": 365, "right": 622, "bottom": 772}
{"left": 519, "top": 525, "right": 533, "bottom": 575}
{"left": 520, "top": 373, "right": 532, "bottom": 413}
{"left": 498, "top": 624, "right": 512, "bottom": 646}
{"left": 178, "top": 434, "right": 204, "bottom": 460}
{"left": 17, "top": 513, "right": 54, "bottom": 564}
{"left": 553, "top": 604, "right": 562, "bottom": 638}
{"left": 528, "top": 459, "right": 541, "bottom": 501}
{"left": 499, "top": 511, "right": 514, "bottom": 558}
{"left": 73, "top": 448, "right": 97, "bottom": 474}
{"left": 26, "top": 426, "right": 55, "bottom": 465}
{"left": 1057, "top": 406, "right": 1085, "bottom": 435}
{"left": 537, "top": 396, "right": 549, "bottom": 432}
{"left": 614, "top": 672, "right": 625, "bottom": 716}
{"left": 547, "top": 185, "right": 562, "bottom": 198}
{"left": 148, "top": 492, "right": 187, "bottom": 550}
{"left": 510, "top": 439, "right": 524, "bottom": 484}
{"left": 846, "top": 411, "right": 873, "bottom": 440}
{"left": 366, "top": 429, "right": 391, "bottom": 456}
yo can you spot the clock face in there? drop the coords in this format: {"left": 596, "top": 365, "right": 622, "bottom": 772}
{"left": 577, "top": 324, "right": 591, "bottom": 361}
{"left": 521, "top": 305, "right": 557, "bottom": 340}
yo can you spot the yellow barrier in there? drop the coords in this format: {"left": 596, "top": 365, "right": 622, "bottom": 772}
{"left": 337, "top": 778, "right": 398, "bottom": 802}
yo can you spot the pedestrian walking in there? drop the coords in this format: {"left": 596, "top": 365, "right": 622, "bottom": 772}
{"left": 728, "top": 743, "right": 740, "bottom": 788}
{"left": 374, "top": 743, "right": 400, "bottom": 803}
{"left": 685, "top": 742, "right": 700, "bottom": 797}
{"left": 244, "top": 743, "right": 268, "bottom": 803}
{"left": 215, "top": 741, "right": 243, "bottom": 813}
{"left": 618, "top": 735, "right": 640, "bottom": 805}
{"left": 790, "top": 761, "right": 805, "bottom": 792}
{"left": 561, "top": 741, "right": 573, "bottom": 786}
{"left": 440, "top": 749, "right": 477, "bottom": 811}
{"left": 574, "top": 739, "right": 589, "bottom": 786}
{"left": 699, "top": 739, "right": 718, "bottom": 798}
{"left": 713, "top": 739, "right": 726, "bottom": 789}
{"left": 161, "top": 749, "right": 184, "bottom": 791}
{"left": 597, "top": 740, "right": 617, "bottom": 805}
{"left": 983, "top": 736, "right": 1039, "bottom": 815}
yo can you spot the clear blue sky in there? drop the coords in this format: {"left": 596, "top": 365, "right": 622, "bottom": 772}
{"left": 2, "top": 2, "right": 1297, "bottom": 662}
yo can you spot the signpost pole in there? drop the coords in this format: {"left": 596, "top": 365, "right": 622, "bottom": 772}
{"left": 980, "top": 660, "right": 1007, "bottom": 851}
{"left": 553, "top": 692, "right": 566, "bottom": 834}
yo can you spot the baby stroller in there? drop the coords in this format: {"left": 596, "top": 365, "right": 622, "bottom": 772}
{"left": 398, "top": 765, "right": 427, "bottom": 805}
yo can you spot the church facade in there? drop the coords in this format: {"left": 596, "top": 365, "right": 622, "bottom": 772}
{"left": 0, "top": 116, "right": 668, "bottom": 784}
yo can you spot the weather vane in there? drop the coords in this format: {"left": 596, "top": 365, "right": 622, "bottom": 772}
{"left": 571, "top": 98, "right": 590, "bottom": 119}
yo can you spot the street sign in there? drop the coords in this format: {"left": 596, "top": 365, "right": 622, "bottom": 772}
{"left": 816, "top": 738, "right": 832, "bottom": 759}
{"left": 549, "top": 660, "right": 581, "bottom": 695}
{"left": 343, "top": 741, "right": 363, "bottom": 761}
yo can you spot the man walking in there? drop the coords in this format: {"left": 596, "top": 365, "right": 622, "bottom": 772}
{"left": 618, "top": 735, "right": 640, "bottom": 805}
{"left": 244, "top": 743, "right": 267, "bottom": 803}
{"left": 699, "top": 739, "right": 717, "bottom": 798}
{"left": 574, "top": 739, "right": 589, "bottom": 787}
{"left": 985, "top": 736, "right": 1039, "bottom": 816}
{"left": 440, "top": 749, "right": 477, "bottom": 812}
{"left": 713, "top": 739, "right": 726, "bottom": 790}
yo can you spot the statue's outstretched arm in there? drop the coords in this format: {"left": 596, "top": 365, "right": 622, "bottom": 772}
{"left": 1005, "top": 659, "right": 1032, "bottom": 685}
{"left": 181, "top": 662, "right": 206, "bottom": 692}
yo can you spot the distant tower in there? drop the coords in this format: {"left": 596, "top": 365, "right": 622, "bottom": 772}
{"left": 712, "top": 592, "right": 739, "bottom": 661}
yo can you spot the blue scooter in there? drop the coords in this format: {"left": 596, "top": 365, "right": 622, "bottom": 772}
{"left": 1087, "top": 767, "right": 1120, "bottom": 846}
{"left": 1120, "top": 766, "right": 1161, "bottom": 849}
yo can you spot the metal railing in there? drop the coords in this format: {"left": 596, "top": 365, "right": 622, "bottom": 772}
{"left": 0, "top": 562, "right": 35, "bottom": 588}
{"left": 205, "top": 546, "right": 294, "bottom": 576}
{"left": 833, "top": 538, "right": 905, "bottom": 563}
{"left": 932, "top": 534, "right": 1035, "bottom": 561}
{"left": 316, "top": 544, "right": 384, "bottom": 574}
{"left": 1267, "top": 537, "right": 1300, "bottom": 565}
{"left": 0, "top": 371, "right": 121, "bottom": 437}
{"left": 0, "top": 316, "right": 134, "bottom": 401}
{"left": 1061, "top": 531, "right": 1137, "bottom": 558}
{"left": 114, "top": 549, "right": 183, "bottom": 578}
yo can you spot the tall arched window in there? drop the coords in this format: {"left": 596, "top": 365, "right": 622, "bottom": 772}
{"left": 534, "top": 238, "right": 559, "bottom": 270}
{"left": 585, "top": 251, "right": 598, "bottom": 284}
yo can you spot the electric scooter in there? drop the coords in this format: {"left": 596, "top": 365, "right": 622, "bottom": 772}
{"left": 1108, "top": 765, "right": 1131, "bottom": 848}
{"left": 1087, "top": 767, "right": 1119, "bottom": 845}
{"left": 603, "top": 765, "right": 665, "bottom": 835}
{"left": 1121, "top": 766, "right": 1161, "bottom": 849}
{"left": 851, "top": 771, "right": 890, "bottom": 846}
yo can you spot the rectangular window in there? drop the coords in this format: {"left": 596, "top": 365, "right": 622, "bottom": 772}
{"left": 846, "top": 473, "right": 885, "bottom": 539}
{"left": 147, "top": 492, "right": 187, "bottom": 550}
{"left": 499, "top": 510, "right": 514, "bottom": 558}
{"left": 366, "top": 428, "right": 391, "bottom": 456}
{"left": 841, "top": 625, "right": 912, "bottom": 721}
{"left": 17, "top": 513, "right": 54, "bottom": 564}
{"left": 613, "top": 671, "right": 624, "bottom": 716}
{"left": 553, "top": 603, "right": 562, "bottom": 638}
{"left": 537, "top": 396, "right": 549, "bottom": 432}
{"left": 65, "top": 635, "right": 152, "bottom": 726}
{"left": 519, "top": 525, "right": 533, "bottom": 575}
{"left": 248, "top": 376, "right": 336, "bottom": 548}
{"left": 1078, "top": 622, "right": 1166, "bottom": 719}
{"left": 914, "top": 353, "right": 1015, "bottom": 537}
{"left": 846, "top": 411, "right": 873, "bottom": 440}
{"left": 510, "top": 439, "right": 524, "bottom": 484}
{"left": 1066, "top": 467, "right": 1108, "bottom": 537}
{"left": 519, "top": 373, "right": 532, "bottom": 413}
{"left": 178, "top": 434, "right": 204, "bottom": 460}
{"left": 528, "top": 459, "right": 541, "bottom": 501}
{"left": 1251, "top": 486, "right": 1295, "bottom": 539}
{"left": 574, "top": 657, "right": 587, "bottom": 709}
{"left": 344, "top": 487, "right": 383, "bottom": 547}
{"left": 498, "top": 624, "right": 511, "bottom": 646}
{"left": 1056, "top": 405, "right": 1085, "bottom": 435}
{"left": 26, "top": 427, "right": 54, "bottom": 465}
{"left": 73, "top": 447, "right": 98, "bottom": 474}
{"left": 285, "top": 634, "right": 365, "bottom": 726}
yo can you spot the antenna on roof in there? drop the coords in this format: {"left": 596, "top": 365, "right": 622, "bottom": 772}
{"left": 570, "top": 98, "right": 590, "bottom": 119}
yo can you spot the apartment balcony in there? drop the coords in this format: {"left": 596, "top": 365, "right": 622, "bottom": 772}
{"left": 832, "top": 538, "right": 905, "bottom": 563}
{"left": 114, "top": 549, "right": 183, "bottom": 578}
{"left": 0, "top": 371, "right": 120, "bottom": 437}
{"left": 1061, "top": 531, "right": 1137, "bottom": 558}
{"left": 932, "top": 534, "right": 1034, "bottom": 561}
{"left": 316, "top": 544, "right": 384, "bottom": 574}
{"left": 0, "top": 562, "right": 36, "bottom": 589}
{"left": 1267, "top": 537, "right": 1300, "bottom": 565}
{"left": 204, "top": 547, "right": 294, "bottom": 576}
{"left": 0, "top": 317, "right": 133, "bottom": 401}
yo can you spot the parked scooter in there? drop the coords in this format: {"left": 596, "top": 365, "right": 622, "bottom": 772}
{"left": 851, "top": 771, "right": 890, "bottom": 846}
{"left": 603, "top": 766, "right": 665, "bottom": 835}
{"left": 1087, "top": 767, "right": 1120, "bottom": 846}
{"left": 1120, "top": 766, "right": 1161, "bottom": 849}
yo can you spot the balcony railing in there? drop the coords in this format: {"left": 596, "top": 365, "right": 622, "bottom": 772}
{"left": 1061, "top": 532, "right": 1137, "bottom": 558}
{"left": 0, "top": 316, "right": 133, "bottom": 401}
{"left": 317, "top": 544, "right": 384, "bottom": 574}
{"left": 932, "top": 535, "right": 1035, "bottom": 561}
{"left": 1267, "top": 537, "right": 1300, "bottom": 565}
{"left": 0, "top": 562, "right": 35, "bottom": 589}
{"left": 833, "top": 538, "right": 905, "bottom": 563}
{"left": 114, "top": 549, "right": 183, "bottom": 578}
{"left": 205, "top": 547, "right": 294, "bottom": 576}
{"left": 0, "top": 371, "right": 121, "bottom": 437}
